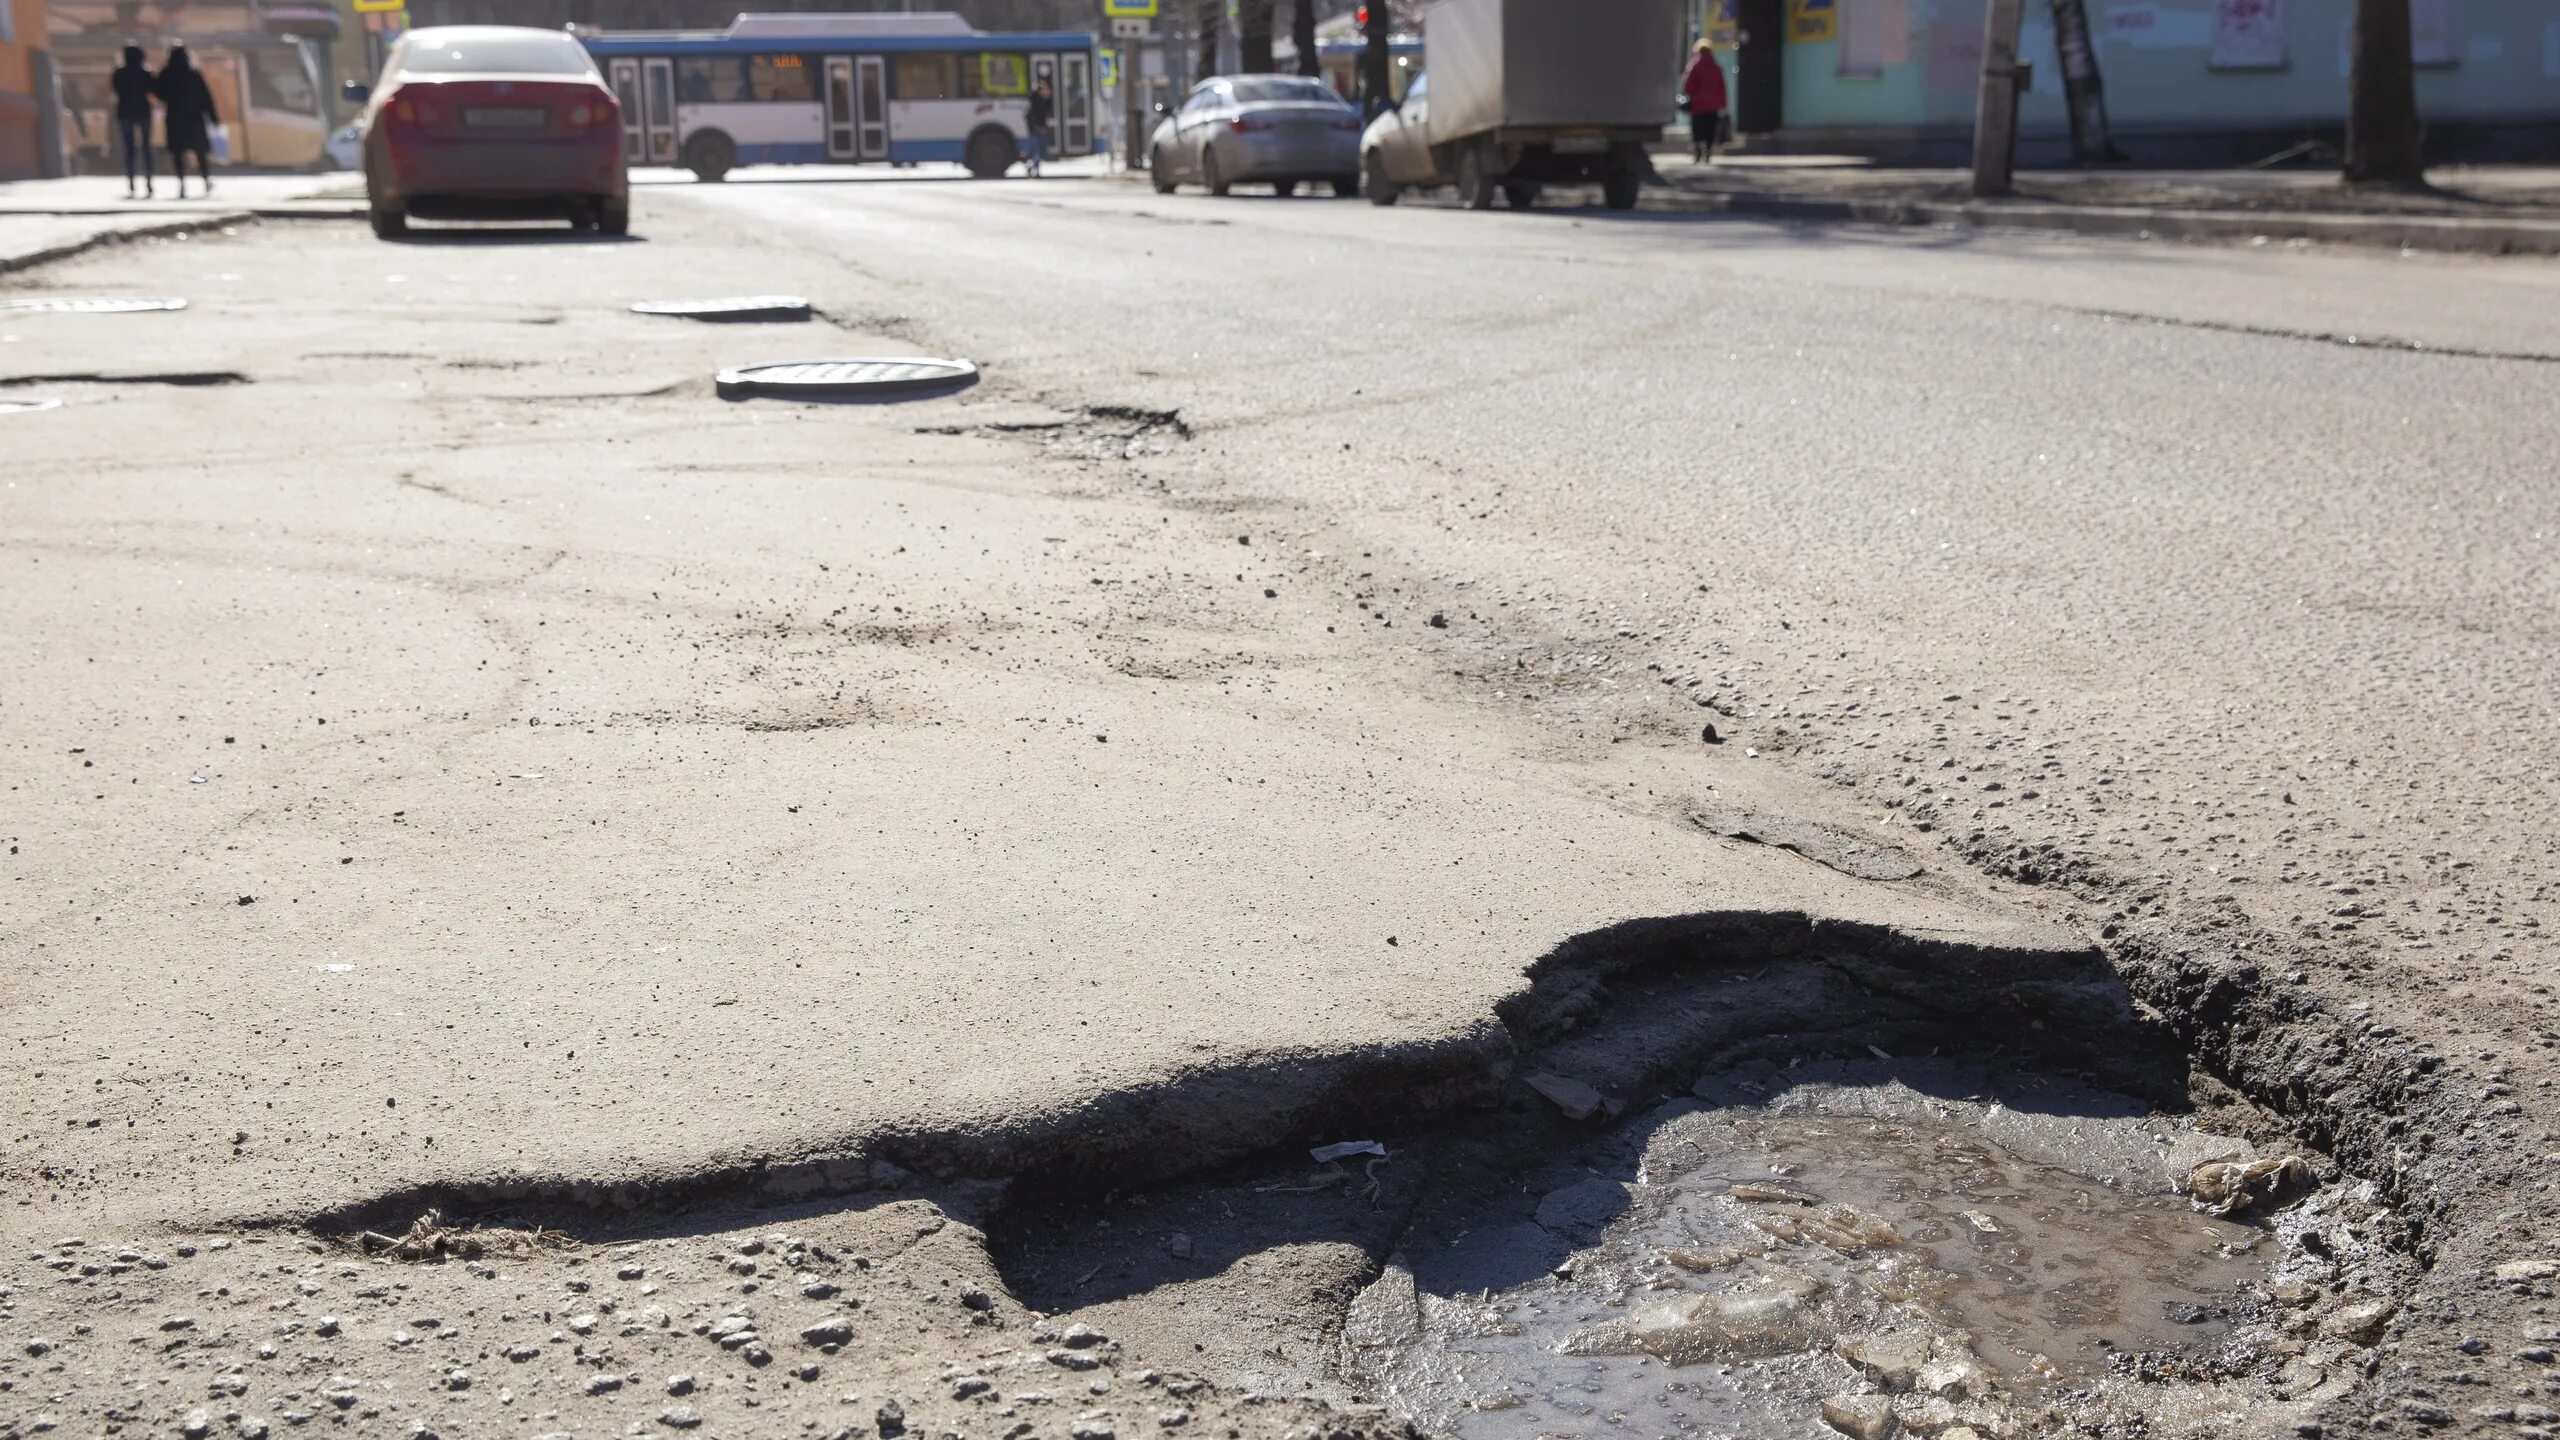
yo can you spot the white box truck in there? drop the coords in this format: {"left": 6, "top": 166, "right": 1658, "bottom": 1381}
{"left": 1360, "top": 0, "right": 1685, "bottom": 210}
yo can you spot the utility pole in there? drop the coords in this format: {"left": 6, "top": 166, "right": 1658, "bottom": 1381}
{"left": 1360, "top": 1, "right": 1390, "bottom": 118}
{"left": 2048, "top": 0, "right": 2120, "bottom": 163}
{"left": 1196, "top": 0, "right": 1221, "bottom": 82}
{"left": 2344, "top": 0, "right": 2423, "bottom": 187}
{"left": 1291, "top": 0, "right": 1318, "bottom": 78}
{"left": 1970, "top": 0, "right": 2026, "bottom": 196}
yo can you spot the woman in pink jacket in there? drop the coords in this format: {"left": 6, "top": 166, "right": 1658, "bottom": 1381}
{"left": 1680, "top": 41, "right": 1729, "bottom": 164}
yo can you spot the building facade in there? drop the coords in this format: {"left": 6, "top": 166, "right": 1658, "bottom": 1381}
{"left": 0, "top": 0, "right": 54, "bottom": 179}
{"left": 1706, "top": 0, "right": 2560, "bottom": 163}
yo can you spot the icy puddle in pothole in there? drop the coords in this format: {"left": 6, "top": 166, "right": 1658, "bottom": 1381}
{"left": 1343, "top": 1066, "right": 2298, "bottom": 1439}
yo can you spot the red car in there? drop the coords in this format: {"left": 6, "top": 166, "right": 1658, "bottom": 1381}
{"left": 353, "top": 26, "right": 628, "bottom": 238}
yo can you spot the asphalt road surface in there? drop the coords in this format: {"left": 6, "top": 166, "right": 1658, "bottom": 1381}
{"left": 4, "top": 168, "right": 2556, "bottom": 1439}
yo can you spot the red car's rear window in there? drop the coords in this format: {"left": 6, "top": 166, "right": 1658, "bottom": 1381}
{"left": 403, "top": 36, "right": 596, "bottom": 76}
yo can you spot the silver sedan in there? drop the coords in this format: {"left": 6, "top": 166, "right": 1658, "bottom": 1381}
{"left": 1147, "top": 75, "right": 1363, "bottom": 198}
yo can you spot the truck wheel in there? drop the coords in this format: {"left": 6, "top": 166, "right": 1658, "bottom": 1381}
{"left": 1363, "top": 152, "right": 1399, "bottom": 206}
{"left": 1273, "top": 179, "right": 1298, "bottom": 197}
{"left": 1456, "top": 145, "right": 1498, "bottom": 211}
{"left": 1503, "top": 181, "right": 1541, "bottom": 209}
{"left": 1150, "top": 146, "right": 1177, "bottom": 193}
{"left": 1199, "top": 147, "right": 1230, "bottom": 196}
{"left": 1602, "top": 169, "right": 1641, "bottom": 210}
{"left": 684, "top": 132, "right": 734, "bottom": 183}
{"left": 964, "top": 127, "right": 1018, "bottom": 178}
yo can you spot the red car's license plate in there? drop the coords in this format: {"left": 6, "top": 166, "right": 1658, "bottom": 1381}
{"left": 464, "top": 107, "right": 546, "bottom": 130}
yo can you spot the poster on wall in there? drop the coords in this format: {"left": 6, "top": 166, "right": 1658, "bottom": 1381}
{"left": 2411, "top": 0, "right": 2460, "bottom": 66}
{"left": 1787, "top": 0, "right": 1838, "bottom": 45}
{"left": 1702, "top": 0, "right": 1739, "bottom": 49}
{"left": 2209, "top": 0, "right": 2286, "bottom": 70}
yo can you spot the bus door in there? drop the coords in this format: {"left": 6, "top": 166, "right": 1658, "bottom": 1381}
{"left": 1059, "top": 51, "right": 1091, "bottom": 155}
{"left": 855, "top": 54, "right": 888, "bottom": 159}
{"left": 608, "top": 58, "right": 645, "bottom": 164}
{"left": 641, "top": 57, "right": 679, "bottom": 164}
{"left": 823, "top": 56, "right": 859, "bottom": 160}
{"left": 1029, "top": 53, "right": 1060, "bottom": 154}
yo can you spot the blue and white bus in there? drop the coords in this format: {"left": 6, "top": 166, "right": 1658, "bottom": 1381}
{"left": 579, "top": 13, "right": 1097, "bottom": 182}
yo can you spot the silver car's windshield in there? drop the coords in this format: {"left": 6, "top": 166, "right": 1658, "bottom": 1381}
{"left": 401, "top": 35, "right": 596, "bottom": 76}
{"left": 1228, "top": 77, "right": 1346, "bottom": 106}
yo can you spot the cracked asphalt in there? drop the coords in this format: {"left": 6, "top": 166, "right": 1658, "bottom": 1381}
{"left": 3, "top": 167, "right": 2558, "bottom": 1438}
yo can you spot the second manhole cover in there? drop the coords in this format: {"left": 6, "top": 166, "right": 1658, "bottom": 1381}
{"left": 632, "top": 295, "right": 813, "bottom": 322}
{"left": 0, "top": 296, "right": 188, "bottom": 314}
{"left": 715, "top": 358, "right": 977, "bottom": 401}
{"left": 0, "top": 396, "right": 64, "bottom": 414}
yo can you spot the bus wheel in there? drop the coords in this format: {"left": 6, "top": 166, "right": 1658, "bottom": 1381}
{"left": 684, "top": 133, "right": 734, "bottom": 183}
{"left": 964, "top": 128, "right": 1018, "bottom": 179}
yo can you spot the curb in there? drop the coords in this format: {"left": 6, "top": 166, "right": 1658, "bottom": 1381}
{"left": 0, "top": 206, "right": 361, "bottom": 276}
{"left": 0, "top": 212, "right": 252, "bottom": 275}
{"left": 1659, "top": 187, "right": 2560, "bottom": 256}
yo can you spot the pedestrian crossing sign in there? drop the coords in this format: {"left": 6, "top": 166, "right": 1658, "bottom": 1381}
{"left": 351, "top": 0, "right": 405, "bottom": 13}
{"left": 1102, "top": 0, "right": 1158, "bottom": 16}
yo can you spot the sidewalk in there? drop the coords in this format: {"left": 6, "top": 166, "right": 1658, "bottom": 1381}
{"left": 1652, "top": 154, "right": 2560, "bottom": 255}
{"left": 0, "top": 174, "right": 360, "bottom": 274}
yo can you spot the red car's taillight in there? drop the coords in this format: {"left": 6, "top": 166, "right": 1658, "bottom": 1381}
{"left": 568, "top": 97, "right": 618, "bottom": 129}
{"left": 387, "top": 93, "right": 442, "bottom": 126}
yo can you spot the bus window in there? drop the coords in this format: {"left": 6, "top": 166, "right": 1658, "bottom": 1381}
{"left": 964, "top": 53, "right": 1027, "bottom": 98}
{"left": 747, "top": 54, "right": 815, "bottom": 102}
{"left": 893, "top": 53, "right": 957, "bottom": 101}
{"left": 677, "top": 57, "right": 737, "bottom": 102}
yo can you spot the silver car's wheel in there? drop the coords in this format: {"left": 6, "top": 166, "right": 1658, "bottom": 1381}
{"left": 1363, "top": 151, "right": 1399, "bottom": 207}
{"left": 1199, "top": 146, "right": 1230, "bottom": 197}
{"left": 1150, "top": 146, "right": 1176, "bottom": 194}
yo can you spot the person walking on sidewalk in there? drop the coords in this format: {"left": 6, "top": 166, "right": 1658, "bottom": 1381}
{"left": 1022, "top": 81, "right": 1053, "bottom": 177}
{"left": 110, "top": 44, "right": 157, "bottom": 198}
{"left": 154, "top": 44, "right": 221, "bottom": 199}
{"left": 1680, "top": 41, "right": 1728, "bottom": 164}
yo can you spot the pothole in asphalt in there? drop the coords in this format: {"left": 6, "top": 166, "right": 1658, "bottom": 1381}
{"left": 1338, "top": 1062, "right": 2402, "bottom": 1439}
{"left": 988, "top": 922, "right": 2412, "bottom": 1440}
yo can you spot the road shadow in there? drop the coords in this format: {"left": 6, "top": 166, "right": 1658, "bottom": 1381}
{"left": 382, "top": 227, "right": 649, "bottom": 246}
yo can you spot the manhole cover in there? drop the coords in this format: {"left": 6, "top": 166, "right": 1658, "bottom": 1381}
{"left": 0, "top": 396, "right": 63, "bottom": 414}
{"left": 633, "top": 295, "right": 813, "bottom": 322}
{"left": 715, "top": 357, "right": 978, "bottom": 401}
{"left": 0, "top": 296, "right": 188, "bottom": 314}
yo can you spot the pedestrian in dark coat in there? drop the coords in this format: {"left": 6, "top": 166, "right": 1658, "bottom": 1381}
{"left": 1022, "top": 81, "right": 1054, "bottom": 176}
{"left": 1680, "top": 41, "right": 1728, "bottom": 164}
{"left": 154, "top": 43, "right": 220, "bottom": 198}
{"left": 112, "top": 45, "right": 159, "bottom": 197}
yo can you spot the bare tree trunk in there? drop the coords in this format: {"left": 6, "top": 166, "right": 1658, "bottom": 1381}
{"left": 1197, "top": 0, "right": 1222, "bottom": 81}
{"left": 2048, "top": 0, "right": 2120, "bottom": 162}
{"left": 2345, "top": 0, "right": 2423, "bottom": 186}
{"left": 1239, "top": 0, "right": 1274, "bottom": 72}
{"left": 1293, "top": 0, "right": 1320, "bottom": 77}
